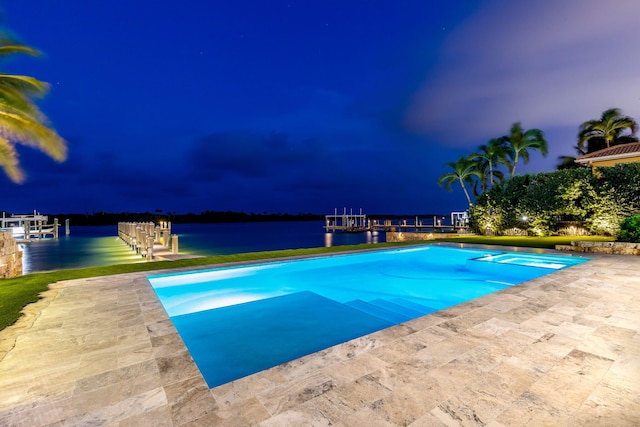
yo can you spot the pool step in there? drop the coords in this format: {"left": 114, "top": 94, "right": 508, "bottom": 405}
{"left": 368, "top": 299, "right": 425, "bottom": 319}
{"left": 389, "top": 298, "right": 439, "bottom": 316}
{"left": 344, "top": 300, "right": 412, "bottom": 324}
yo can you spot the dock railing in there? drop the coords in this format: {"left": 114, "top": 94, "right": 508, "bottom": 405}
{"left": 324, "top": 209, "right": 469, "bottom": 233}
{"left": 0, "top": 213, "right": 61, "bottom": 240}
{"left": 117, "top": 221, "right": 176, "bottom": 260}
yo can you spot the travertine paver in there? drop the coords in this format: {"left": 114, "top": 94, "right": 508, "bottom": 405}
{"left": 0, "top": 246, "right": 638, "bottom": 426}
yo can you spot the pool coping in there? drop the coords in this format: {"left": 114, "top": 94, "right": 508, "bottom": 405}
{"left": 1, "top": 244, "right": 639, "bottom": 425}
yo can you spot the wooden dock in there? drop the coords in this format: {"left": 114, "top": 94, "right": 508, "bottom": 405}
{"left": 0, "top": 212, "right": 69, "bottom": 240}
{"left": 324, "top": 209, "right": 469, "bottom": 233}
{"left": 324, "top": 208, "right": 369, "bottom": 232}
{"left": 117, "top": 221, "right": 199, "bottom": 261}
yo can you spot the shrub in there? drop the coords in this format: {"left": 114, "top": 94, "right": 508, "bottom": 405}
{"left": 525, "top": 213, "right": 554, "bottom": 236}
{"left": 599, "top": 163, "right": 640, "bottom": 213}
{"left": 469, "top": 166, "right": 636, "bottom": 236}
{"left": 618, "top": 214, "right": 640, "bottom": 242}
{"left": 583, "top": 185, "right": 625, "bottom": 236}
{"left": 469, "top": 202, "right": 504, "bottom": 235}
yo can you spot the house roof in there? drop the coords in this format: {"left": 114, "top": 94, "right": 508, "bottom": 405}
{"left": 575, "top": 141, "right": 640, "bottom": 164}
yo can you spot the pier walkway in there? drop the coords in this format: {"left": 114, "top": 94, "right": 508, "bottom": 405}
{"left": 325, "top": 209, "right": 469, "bottom": 233}
{"left": 117, "top": 221, "right": 201, "bottom": 262}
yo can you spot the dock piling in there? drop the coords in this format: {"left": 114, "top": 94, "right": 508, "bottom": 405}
{"left": 117, "top": 221, "right": 177, "bottom": 259}
{"left": 146, "top": 236, "right": 154, "bottom": 261}
{"left": 171, "top": 235, "right": 178, "bottom": 254}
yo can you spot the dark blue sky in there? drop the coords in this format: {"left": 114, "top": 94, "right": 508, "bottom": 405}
{"left": 3, "top": 1, "right": 639, "bottom": 215}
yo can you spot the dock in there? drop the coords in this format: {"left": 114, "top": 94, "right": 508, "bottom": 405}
{"left": 117, "top": 221, "right": 199, "bottom": 261}
{"left": 324, "top": 208, "right": 469, "bottom": 233}
{"left": 324, "top": 208, "right": 369, "bottom": 232}
{"left": 0, "top": 212, "right": 69, "bottom": 240}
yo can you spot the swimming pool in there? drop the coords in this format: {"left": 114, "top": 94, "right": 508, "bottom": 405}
{"left": 148, "top": 245, "right": 588, "bottom": 388}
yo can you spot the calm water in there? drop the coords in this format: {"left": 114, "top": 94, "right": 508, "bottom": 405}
{"left": 19, "top": 221, "right": 384, "bottom": 273}
{"left": 148, "top": 246, "right": 588, "bottom": 387}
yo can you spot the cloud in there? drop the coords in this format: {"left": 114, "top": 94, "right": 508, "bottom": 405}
{"left": 405, "top": 0, "right": 640, "bottom": 147}
{"left": 186, "top": 131, "right": 315, "bottom": 180}
{"left": 179, "top": 128, "right": 449, "bottom": 214}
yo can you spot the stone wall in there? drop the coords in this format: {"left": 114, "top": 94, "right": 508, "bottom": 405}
{"left": 556, "top": 240, "right": 640, "bottom": 255}
{"left": 0, "top": 231, "right": 23, "bottom": 278}
{"left": 385, "top": 232, "right": 463, "bottom": 242}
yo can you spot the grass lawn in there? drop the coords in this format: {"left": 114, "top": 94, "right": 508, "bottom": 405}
{"left": 0, "top": 235, "right": 612, "bottom": 331}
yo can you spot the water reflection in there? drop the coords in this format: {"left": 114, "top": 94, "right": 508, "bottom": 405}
{"left": 21, "top": 222, "right": 386, "bottom": 273}
{"left": 325, "top": 230, "right": 379, "bottom": 247}
{"left": 17, "top": 243, "right": 30, "bottom": 274}
{"left": 19, "top": 232, "right": 143, "bottom": 274}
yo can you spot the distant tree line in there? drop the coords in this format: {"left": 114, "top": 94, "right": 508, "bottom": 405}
{"left": 43, "top": 211, "right": 326, "bottom": 226}
{"left": 34, "top": 211, "right": 454, "bottom": 226}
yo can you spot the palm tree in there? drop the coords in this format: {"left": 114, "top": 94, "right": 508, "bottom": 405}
{"left": 556, "top": 155, "right": 582, "bottom": 170}
{"left": 438, "top": 155, "right": 482, "bottom": 206}
{"left": 577, "top": 108, "right": 638, "bottom": 153}
{"left": 471, "top": 138, "right": 509, "bottom": 191}
{"left": 0, "top": 33, "right": 66, "bottom": 183}
{"left": 470, "top": 157, "right": 489, "bottom": 197}
{"left": 504, "top": 122, "right": 548, "bottom": 176}
{"left": 555, "top": 144, "right": 587, "bottom": 170}
{"left": 470, "top": 163, "right": 505, "bottom": 198}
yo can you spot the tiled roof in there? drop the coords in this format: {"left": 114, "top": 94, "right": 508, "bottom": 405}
{"left": 575, "top": 141, "right": 640, "bottom": 162}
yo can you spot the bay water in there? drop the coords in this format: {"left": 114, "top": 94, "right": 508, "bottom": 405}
{"left": 19, "top": 221, "right": 385, "bottom": 274}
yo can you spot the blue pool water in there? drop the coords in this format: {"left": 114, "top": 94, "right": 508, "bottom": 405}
{"left": 147, "top": 246, "right": 588, "bottom": 388}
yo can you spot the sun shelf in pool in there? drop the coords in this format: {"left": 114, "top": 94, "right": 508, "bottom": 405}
{"left": 474, "top": 252, "right": 586, "bottom": 269}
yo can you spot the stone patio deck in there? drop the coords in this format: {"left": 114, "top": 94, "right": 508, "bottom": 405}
{"left": 0, "top": 246, "right": 638, "bottom": 426}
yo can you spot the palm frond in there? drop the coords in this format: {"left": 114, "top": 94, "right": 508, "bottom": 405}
{"left": 578, "top": 107, "right": 638, "bottom": 151}
{"left": 556, "top": 155, "right": 579, "bottom": 170}
{"left": 0, "top": 136, "right": 24, "bottom": 183}
{"left": 0, "top": 109, "right": 66, "bottom": 161}
{"left": 0, "top": 86, "right": 48, "bottom": 122}
{"left": 0, "top": 45, "right": 40, "bottom": 59}
{"left": 0, "top": 32, "right": 67, "bottom": 183}
{"left": 0, "top": 74, "right": 49, "bottom": 97}
{"left": 504, "top": 122, "right": 548, "bottom": 175}
{"left": 438, "top": 174, "right": 455, "bottom": 191}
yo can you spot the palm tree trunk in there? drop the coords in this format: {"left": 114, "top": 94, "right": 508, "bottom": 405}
{"left": 459, "top": 177, "right": 472, "bottom": 205}
{"left": 489, "top": 162, "right": 494, "bottom": 185}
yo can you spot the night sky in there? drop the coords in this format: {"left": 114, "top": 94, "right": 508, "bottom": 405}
{"left": 3, "top": 1, "right": 639, "bottom": 215}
